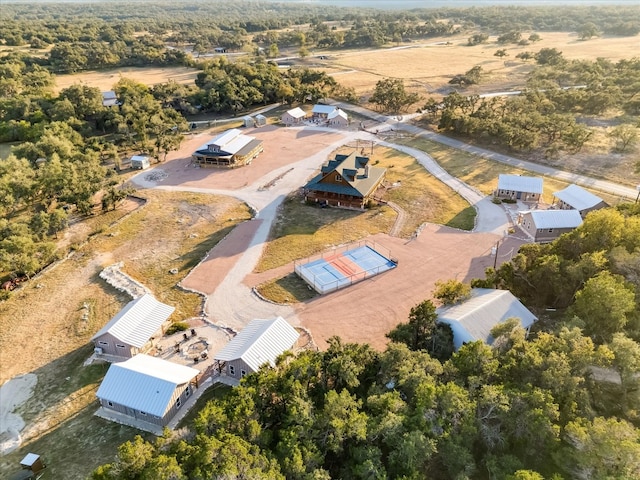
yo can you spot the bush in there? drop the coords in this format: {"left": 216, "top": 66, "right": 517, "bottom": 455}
{"left": 165, "top": 321, "right": 189, "bottom": 335}
{"left": 502, "top": 198, "right": 517, "bottom": 204}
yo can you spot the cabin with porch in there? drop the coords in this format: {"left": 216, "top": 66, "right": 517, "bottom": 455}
{"left": 192, "top": 128, "right": 263, "bottom": 168}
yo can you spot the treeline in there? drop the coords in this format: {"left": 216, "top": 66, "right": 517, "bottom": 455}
{"left": 422, "top": 53, "right": 640, "bottom": 155}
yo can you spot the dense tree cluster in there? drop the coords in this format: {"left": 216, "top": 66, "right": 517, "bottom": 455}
{"left": 423, "top": 55, "right": 640, "bottom": 154}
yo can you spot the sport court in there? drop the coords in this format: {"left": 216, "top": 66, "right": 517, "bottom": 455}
{"left": 295, "top": 241, "right": 397, "bottom": 294}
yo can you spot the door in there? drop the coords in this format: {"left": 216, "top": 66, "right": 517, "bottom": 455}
{"left": 516, "top": 191, "right": 522, "bottom": 199}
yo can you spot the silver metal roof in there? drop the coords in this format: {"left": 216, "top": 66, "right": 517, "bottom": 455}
{"left": 328, "top": 108, "right": 348, "bottom": 120}
{"left": 91, "top": 294, "right": 174, "bottom": 347}
{"left": 195, "top": 128, "right": 257, "bottom": 155}
{"left": 437, "top": 288, "right": 537, "bottom": 350}
{"left": 312, "top": 104, "right": 337, "bottom": 114}
{"left": 528, "top": 209, "right": 583, "bottom": 229}
{"left": 285, "top": 107, "right": 306, "bottom": 119}
{"left": 497, "top": 174, "right": 543, "bottom": 193}
{"left": 215, "top": 317, "right": 299, "bottom": 372}
{"left": 96, "top": 354, "right": 199, "bottom": 416}
{"left": 553, "top": 184, "right": 604, "bottom": 211}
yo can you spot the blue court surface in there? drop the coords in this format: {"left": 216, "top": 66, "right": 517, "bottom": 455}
{"left": 295, "top": 245, "right": 396, "bottom": 294}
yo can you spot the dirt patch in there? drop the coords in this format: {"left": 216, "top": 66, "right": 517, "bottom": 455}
{"left": 245, "top": 226, "right": 526, "bottom": 350}
{"left": 133, "top": 126, "right": 348, "bottom": 191}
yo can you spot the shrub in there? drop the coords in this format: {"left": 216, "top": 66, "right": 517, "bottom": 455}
{"left": 165, "top": 321, "right": 189, "bottom": 336}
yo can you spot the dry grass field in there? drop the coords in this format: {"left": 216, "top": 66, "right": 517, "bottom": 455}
{"left": 321, "top": 32, "right": 640, "bottom": 99}
{"left": 54, "top": 66, "right": 200, "bottom": 93}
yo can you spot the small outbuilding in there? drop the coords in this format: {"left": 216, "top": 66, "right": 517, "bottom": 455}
{"left": 130, "top": 155, "right": 150, "bottom": 170}
{"left": 312, "top": 104, "right": 338, "bottom": 120}
{"left": 553, "top": 184, "right": 608, "bottom": 218}
{"left": 517, "top": 209, "right": 583, "bottom": 243}
{"left": 91, "top": 294, "right": 175, "bottom": 361}
{"left": 96, "top": 354, "right": 199, "bottom": 431}
{"left": 255, "top": 114, "right": 267, "bottom": 126}
{"left": 437, "top": 288, "right": 538, "bottom": 351}
{"left": 214, "top": 317, "right": 299, "bottom": 380}
{"left": 281, "top": 107, "right": 307, "bottom": 126}
{"left": 242, "top": 115, "right": 255, "bottom": 128}
{"left": 102, "top": 91, "right": 120, "bottom": 108}
{"left": 494, "top": 174, "right": 543, "bottom": 203}
{"left": 327, "top": 108, "right": 349, "bottom": 127}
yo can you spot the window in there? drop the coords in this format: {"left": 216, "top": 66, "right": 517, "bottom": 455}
{"left": 548, "top": 228, "right": 554, "bottom": 233}
{"left": 241, "top": 369, "right": 247, "bottom": 378}
{"left": 176, "top": 397, "right": 181, "bottom": 409}
{"left": 229, "top": 365, "right": 235, "bottom": 376}
{"left": 98, "top": 341, "right": 109, "bottom": 346}
{"left": 107, "top": 401, "right": 113, "bottom": 407}
{"left": 335, "top": 174, "right": 342, "bottom": 182}
{"left": 140, "top": 411, "right": 147, "bottom": 416}
{"left": 185, "top": 386, "right": 191, "bottom": 398}
{"left": 116, "top": 344, "right": 126, "bottom": 349}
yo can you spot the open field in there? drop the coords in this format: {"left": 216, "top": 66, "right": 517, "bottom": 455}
{"left": 322, "top": 32, "right": 640, "bottom": 99}
{"left": 0, "top": 191, "right": 250, "bottom": 479}
{"left": 53, "top": 66, "right": 200, "bottom": 93}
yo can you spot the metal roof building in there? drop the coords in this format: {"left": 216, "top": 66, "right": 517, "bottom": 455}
{"left": 312, "top": 104, "right": 338, "bottom": 115}
{"left": 437, "top": 288, "right": 537, "bottom": 350}
{"left": 91, "top": 294, "right": 174, "bottom": 348}
{"left": 528, "top": 209, "right": 583, "bottom": 229}
{"left": 553, "top": 184, "right": 607, "bottom": 216}
{"left": 287, "top": 107, "right": 306, "bottom": 119}
{"left": 497, "top": 174, "right": 543, "bottom": 194}
{"left": 96, "top": 354, "right": 199, "bottom": 418}
{"left": 215, "top": 317, "right": 299, "bottom": 374}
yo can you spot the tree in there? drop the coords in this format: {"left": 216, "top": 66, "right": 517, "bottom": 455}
{"left": 433, "top": 279, "right": 471, "bottom": 306}
{"left": 557, "top": 417, "right": 640, "bottom": 479}
{"left": 579, "top": 22, "right": 600, "bottom": 40}
{"left": 494, "top": 49, "right": 509, "bottom": 58}
{"left": 528, "top": 33, "right": 542, "bottom": 43}
{"left": 609, "top": 124, "right": 638, "bottom": 152}
{"left": 369, "top": 78, "right": 420, "bottom": 113}
{"left": 535, "top": 48, "right": 565, "bottom": 66}
{"left": 468, "top": 33, "right": 488, "bottom": 46}
{"left": 570, "top": 271, "right": 636, "bottom": 343}
{"left": 609, "top": 333, "right": 640, "bottom": 411}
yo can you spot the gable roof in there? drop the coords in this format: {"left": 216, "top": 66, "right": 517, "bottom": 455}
{"left": 96, "top": 354, "right": 199, "bottom": 416}
{"left": 193, "top": 128, "right": 261, "bottom": 157}
{"left": 305, "top": 152, "right": 386, "bottom": 198}
{"left": 102, "top": 90, "right": 120, "bottom": 107}
{"left": 497, "top": 174, "right": 543, "bottom": 194}
{"left": 91, "top": 294, "right": 174, "bottom": 347}
{"left": 437, "top": 288, "right": 537, "bottom": 350}
{"left": 553, "top": 184, "right": 605, "bottom": 211}
{"left": 526, "top": 209, "right": 583, "bottom": 229}
{"left": 328, "top": 108, "right": 348, "bottom": 121}
{"left": 215, "top": 317, "right": 299, "bottom": 372}
{"left": 312, "top": 104, "right": 337, "bottom": 114}
{"left": 285, "top": 107, "right": 306, "bottom": 119}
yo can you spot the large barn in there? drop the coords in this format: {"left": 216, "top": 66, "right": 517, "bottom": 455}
{"left": 192, "top": 128, "right": 263, "bottom": 168}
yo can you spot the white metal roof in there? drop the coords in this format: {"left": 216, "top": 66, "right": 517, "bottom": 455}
{"left": 328, "top": 108, "right": 348, "bottom": 120}
{"left": 285, "top": 107, "right": 306, "bottom": 119}
{"left": 312, "top": 104, "right": 337, "bottom": 114}
{"left": 215, "top": 317, "right": 299, "bottom": 372}
{"left": 20, "top": 453, "right": 41, "bottom": 467}
{"left": 96, "top": 354, "right": 199, "bottom": 416}
{"left": 130, "top": 155, "right": 149, "bottom": 161}
{"left": 497, "top": 174, "right": 543, "bottom": 194}
{"left": 91, "top": 294, "right": 174, "bottom": 347}
{"left": 437, "top": 288, "right": 537, "bottom": 350}
{"left": 528, "top": 209, "right": 583, "bottom": 229}
{"left": 195, "top": 128, "right": 256, "bottom": 155}
{"left": 553, "top": 184, "right": 604, "bottom": 211}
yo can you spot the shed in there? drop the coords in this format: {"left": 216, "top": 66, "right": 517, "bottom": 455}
{"left": 312, "top": 104, "right": 337, "bottom": 120}
{"left": 518, "top": 209, "right": 583, "bottom": 243}
{"left": 495, "top": 174, "right": 543, "bottom": 202}
{"left": 254, "top": 114, "right": 267, "bottom": 126}
{"left": 130, "top": 155, "right": 150, "bottom": 170}
{"left": 553, "top": 184, "right": 608, "bottom": 218}
{"left": 96, "top": 354, "right": 199, "bottom": 430}
{"left": 242, "top": 115, "right": 255, "bottom": 128}
{"left": 215, "top": 317, "right": 299, "bottom": 380}
{"left": 281, "top": 107, "right": 307, "bottom": 125}
{"left": 102, "top": 91, "right": 120, "bottom": 108}
{"left": 437, "top": 288, "right": 537, "bottom": 351}
{"left": 91, "top": 294, "right": 174, "bottom": 360}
